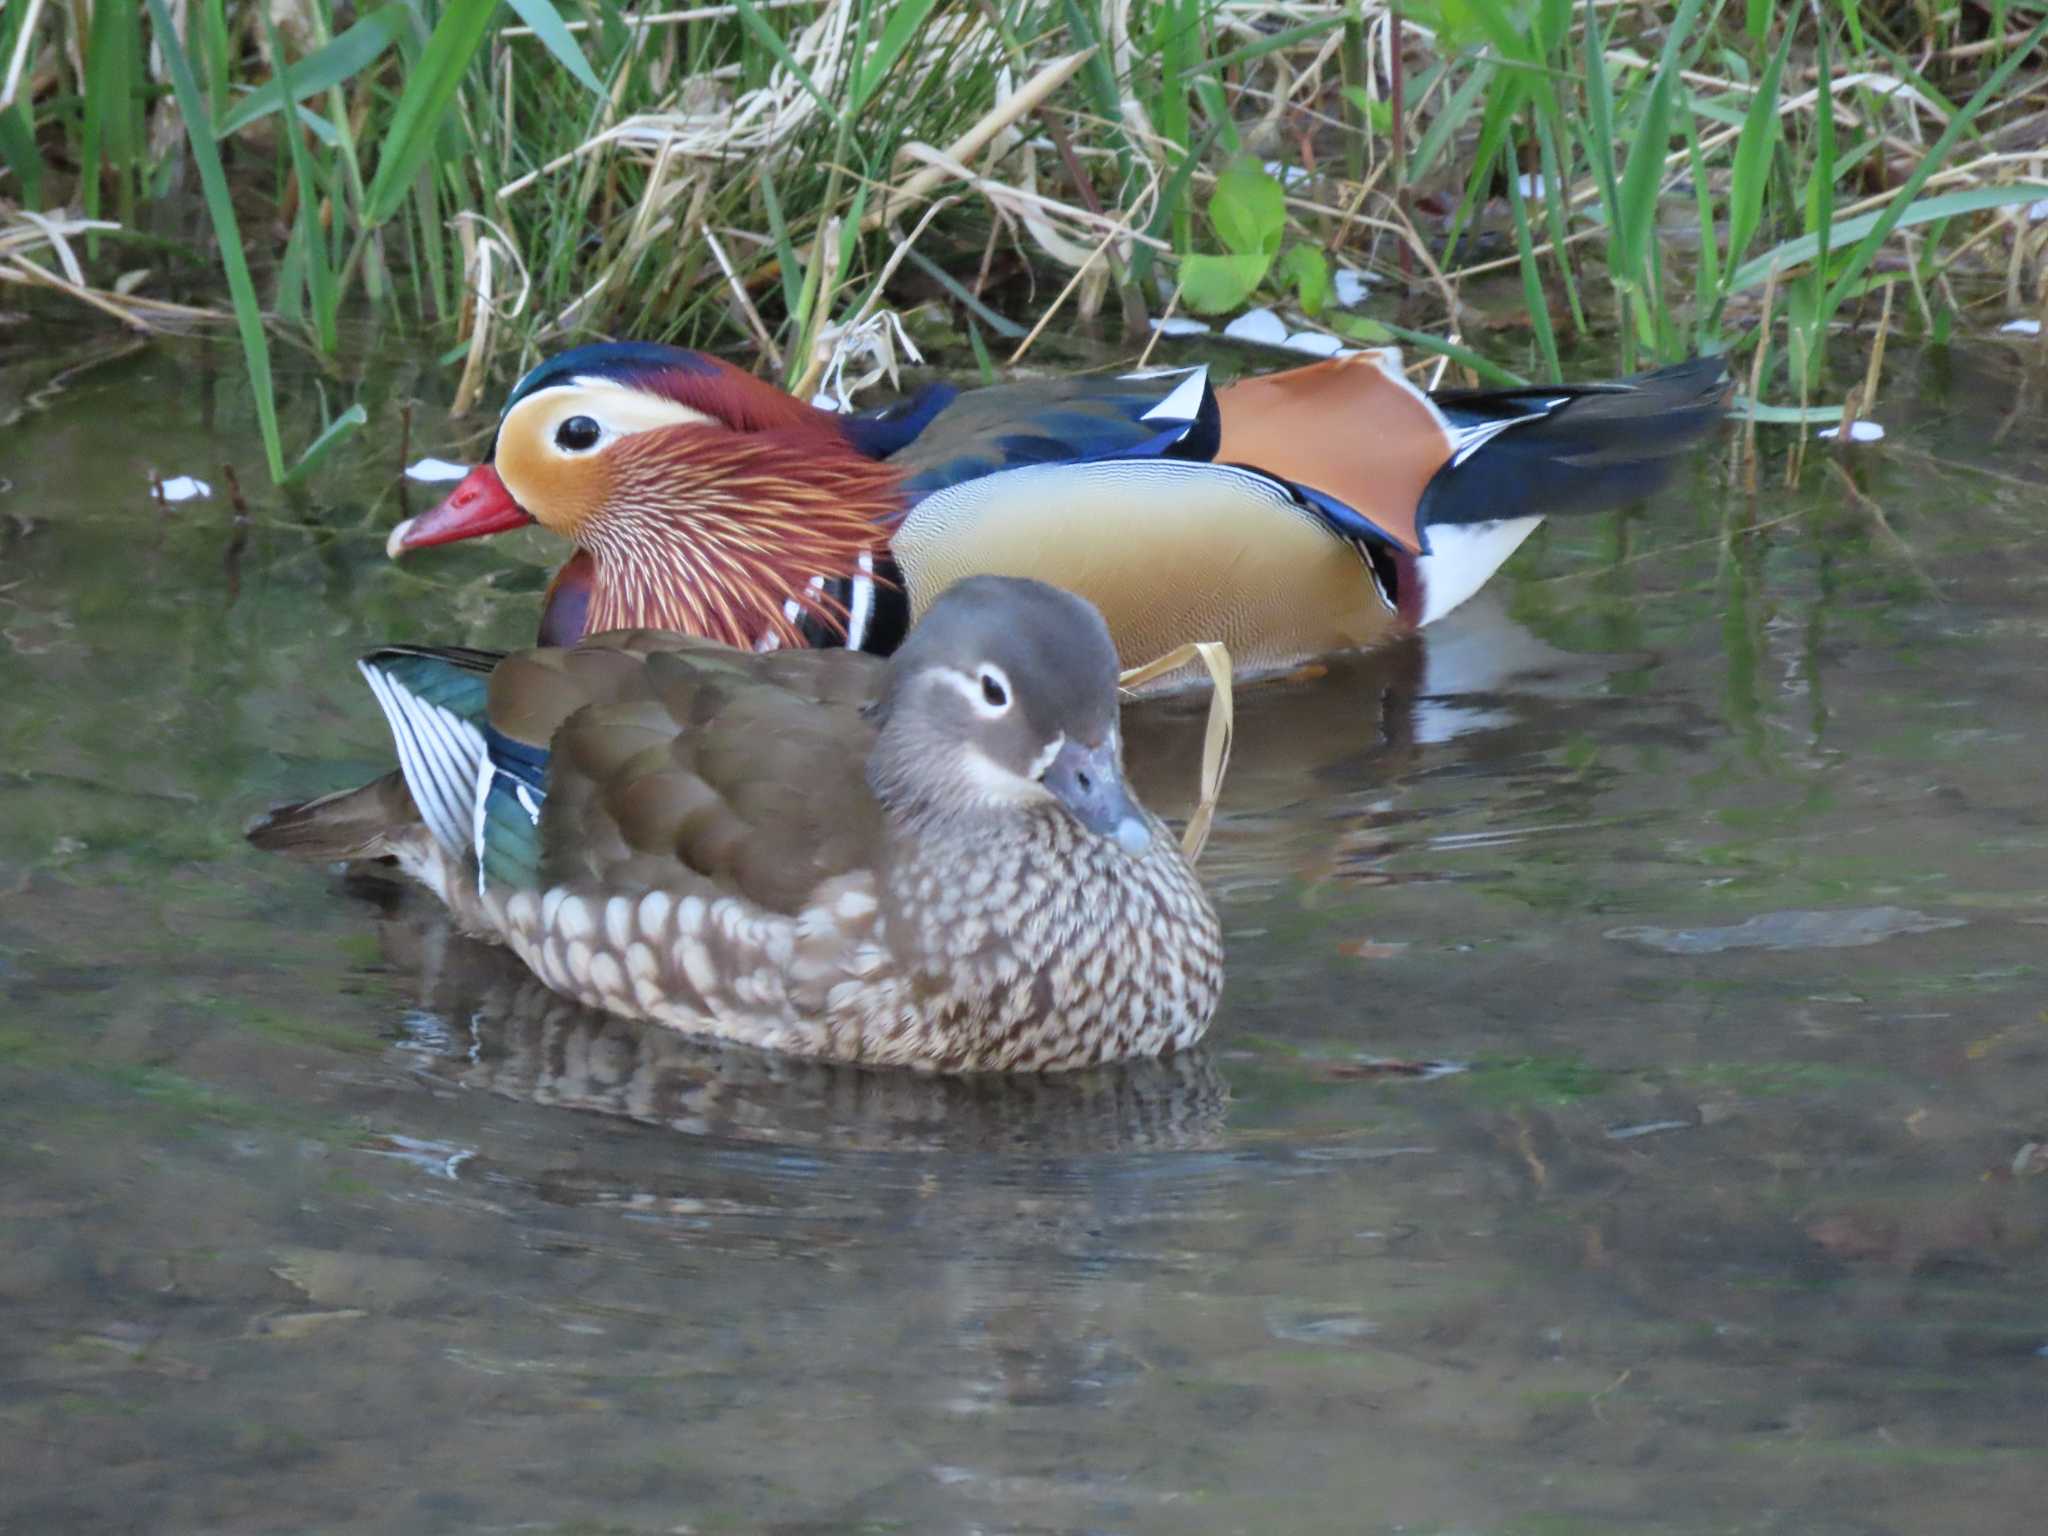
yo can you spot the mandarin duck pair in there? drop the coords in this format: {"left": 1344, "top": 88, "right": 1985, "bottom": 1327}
{"left": 258, "top": 345, "right": 1730, "bottom": 1071}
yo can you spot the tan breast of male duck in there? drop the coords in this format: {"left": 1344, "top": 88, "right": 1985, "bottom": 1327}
{"left": 251, "top": 577, "right": 1223, "bottom": 1072}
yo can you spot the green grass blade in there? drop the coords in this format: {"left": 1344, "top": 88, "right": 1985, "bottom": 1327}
{"left": 1683, "top": 94, "right": 1719, "bottom": 336}
{"left": 146, "top": 0, "right": 283, "bottom": 483}
{"left": 216, "top": 6, "right": 409, "bottom": 137}
{"left": 1612, "top": 60, "right": 1673, "bottom": 289}
{"left": 1724, "top": 21, "right": 1790, "bottom": 273}
{"left": 1507, "top": 140, "right": 1561, "bottom": 383}
{"left": 504, "top": 0, "right": 606, "bottom": 96}
{"left": 1532, "top": 108, "right": 1584, "bottom": 334}
{"left": 1460, "top": 0, "right": 1561, "bottom": 123}
{"left": 1729, "top": 183, "right": 2048, "bottom": 293}
{"left": 1807, "top": 19, "right": 1834, "bottom": 280}
{"left": 898, "top": 248, "right": 1027, "bottom": 339}
{"left": 1369, "top": 320, "right": 1528, "bottom": 387}
{"left": 261, "top": 10, "right": 338, "bottom": 355}
{"left": 1578, "top": 0, "right": 1622, "bottom": 233}
{"left": 757, "top": 167, "right": 806, "bottom": 331}
{"left": 728, "top": 0, "right": 844, "bottom": 132}
{"left": 850, "top": 0, "right": 940, "bottom": 117}
{"left": 82, "top": 0, "right": 143, "bottom": 233}
{"left": 965, "top": 317, "right": 996, "bottom": 386}
{"left": 282, "top": 404, "right": 368, "bottom": 486}
{"left": 1406, "top": 63, "right": 1491, "bottom": 184}
{"left": 1175, "top": 16, "right": 1345, "bottom": 79}
{"left": 1156, "top": 0, "right": 1198, "bottom": 258}
{"left": 0, "top": 102, "right": 45, "bottom": 208}
{"left": 363, "top": 0, "right": 497, "bottom": 226}
{"left": 1821, "top": 11, "right": 2048, "bottom": 314}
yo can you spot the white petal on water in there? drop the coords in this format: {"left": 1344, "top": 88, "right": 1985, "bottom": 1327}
{"left": 157, "top": 475, "right": 211, "bottom": 501}
{"left": 403, "top": 456, "right": 471, "bottom": 482}
{"left": 1148, "top": 316, "right": 1213, "bottom": 336}
{"left": 1516, "top": 172, "right": 1547, "bottom": 199}
{"left": 2030, "top": 198, "right": 2048, "bottom": 222}
{"left": 1998, "top": 318, "right": 2042, "bottom": 336}
{"left": 1221, "top": 307, "right": 1288, "bottom": 346}
{"left": 1260, "top": 159, "right": 1312, "bottom": 189}
{"left": 1607, "top": 907, "right": 1963, "bottom": 955}
{"left": 1333, "top": 268, "right": 1372, "bottom": 307}
{"left": 1605, "top": 1119, "right": 1694, "bottom": 1141}
{"left": 1281, "top": 330, "right": 1345, "bottom": 357}
{"left": 1816, "top": 420, "right": 1886, "bottom": 443}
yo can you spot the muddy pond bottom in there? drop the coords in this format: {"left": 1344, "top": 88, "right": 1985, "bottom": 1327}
{"left": 2, "top": 331, "right": 2046, "bottom": 1534}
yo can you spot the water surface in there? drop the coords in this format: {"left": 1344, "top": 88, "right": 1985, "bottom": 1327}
{"left": 3, "top": 325, "right": 2046, "bottom": 1533}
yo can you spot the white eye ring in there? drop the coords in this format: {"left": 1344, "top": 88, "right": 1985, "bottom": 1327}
{"left": 974, "top": 665, "right": 1012, "bottom": 717}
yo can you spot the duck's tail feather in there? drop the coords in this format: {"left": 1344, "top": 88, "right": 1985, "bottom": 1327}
{"left": 1420, "top": 354, "right": 1731, "bottom": 535}
{"left": 354, "top": 646, "right": 501, "bottom": 868}
{"left": 247, "top": 644, "right": 503, "bottom": 873}
{"left": 246, "top": 770, "right": 420, "bottom": 862}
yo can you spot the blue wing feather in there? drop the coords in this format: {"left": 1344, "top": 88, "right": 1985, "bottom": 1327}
{"left": 883, "top": 368, "right": 1220, "bottom": 497}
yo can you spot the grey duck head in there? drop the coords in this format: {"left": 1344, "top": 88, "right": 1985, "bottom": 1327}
{"left": 866, "top": 575, "right": 1152, "bottom": 854}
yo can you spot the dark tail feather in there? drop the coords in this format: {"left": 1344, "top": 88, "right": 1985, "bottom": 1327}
{"left": 1421, "top": 355, "right": 1731, "bottom": 533}
{"left": 246, "top": 770, "right": 420, "bottom": 863}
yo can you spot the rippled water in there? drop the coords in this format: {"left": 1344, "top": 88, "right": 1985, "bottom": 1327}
{"left": 4, "top": 323, "right": 2046, "bottom": 1533}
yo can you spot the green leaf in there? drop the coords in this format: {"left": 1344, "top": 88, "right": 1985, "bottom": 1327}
{"left": 850, "top": 0, "right": 940, "bottom": 116}
{"left": 0, "top": 106, "right": 45, "bottom": 207}
{"left": 146, "top": 0, "right": 283, "bottom": 482}
{"left": 1179, "top": 253, "right": 1268, "bottom": 314}
{"left": 1729, "top": 184, "right": 2048, "bottom": 294}
{"left": 1280, "top": 245, "right": 1330, "bottom": 314}
{"left": 1366, "top": 319, "right": 1529, "bottom": 388}
{"left": 1612, "top": 60, "right": 1673, "bottom": 287}
{"left": 1507, "top": 143, "right": 1561, "bottom": 383}
{"left": 363, "top": 0, "right": 497, "bottom": 227}
{"left": 1333, "top": 314, "right": 1393, "bottom": 345}
{"left": 1578, "top": 1, "right": 1621, "bottom": 241}
{"left": 82, "top": 0, "right": 142, "bottom": 225}
{"left": 261, "top": 7, "right": 336, "bottom": 355}
{"left": 1209, "top": 158, "right": 1286, "bottom": 258}
{"left": 504, "top": 0, "right": 605, "bottom": 95}
{"left": 1731, "top": 398, "right": 1848, "bottom": 424}
{"left": 1821, "top": 11, "right": 2048, "bottom": 315}
{"left": 729, "top": 0, "right": 843, "bottom": 132}
{"left": 1724, "top": 22, "right": 1790, "bottom": 271}
{"left": 282, "top": 404, "right": 368, "bottom": 485}
{"left": 217, "top": 5, "right": 409, "bottom": 138}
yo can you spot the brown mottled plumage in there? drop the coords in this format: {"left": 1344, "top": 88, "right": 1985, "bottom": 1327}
{"left": 251, "top": 577, "right": 1223, "bottom": 1072}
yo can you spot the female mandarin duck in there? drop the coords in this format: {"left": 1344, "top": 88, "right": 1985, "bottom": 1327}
{"left": 390, "top": 344, "right": 1730, "bottom": 678}
{"left": 251, "top": 577, "right": 1222, "bottom": 1072}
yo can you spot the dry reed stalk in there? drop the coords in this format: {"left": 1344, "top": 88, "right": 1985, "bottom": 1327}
{"left": 1117, "top": 641, "right": 1234, "bottom": 863}
{"left": 791, "top": 194, "right": 958, "bottom": 401}
{"left": 878, "top": 48, "right": 1099, "bottom": 227}
{"left": 702, "top": 225, "right": 785, "bottom": 373}
{"left": 1742, "top": 263, "right": 1779, "bottom": 498}
{"left": 1857, "top": 280, "right": 1894, "bottom": 421}
{"left": 0, "top": 0, "right": 48, "bottom": 110}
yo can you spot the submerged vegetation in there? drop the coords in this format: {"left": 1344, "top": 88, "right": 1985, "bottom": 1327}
{"left": 11, "top": 1, "right": 2048, "bottom": 479}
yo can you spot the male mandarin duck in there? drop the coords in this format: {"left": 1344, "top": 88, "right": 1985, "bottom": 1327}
{"left": 389, "top": 344, "right": 1731, "bottom": 678}
{"left": 250, "top": 577, "right": 1222, "bottom": 1072}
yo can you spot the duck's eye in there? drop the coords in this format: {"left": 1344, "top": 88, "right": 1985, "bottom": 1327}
{"left": 979, "top": 669, "right": 1010, "bottom": 710}
{"left": 555, "top": 415, "right": 602, "bottom": 452}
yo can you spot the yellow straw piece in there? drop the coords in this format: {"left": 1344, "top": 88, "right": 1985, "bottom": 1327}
{"left": 1117, "top": 642, "right": 1234, "bottom": 863}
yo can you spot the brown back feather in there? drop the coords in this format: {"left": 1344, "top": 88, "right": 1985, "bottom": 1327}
{"left": 511, "top": 631, "right": 891, "bottom": 913}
